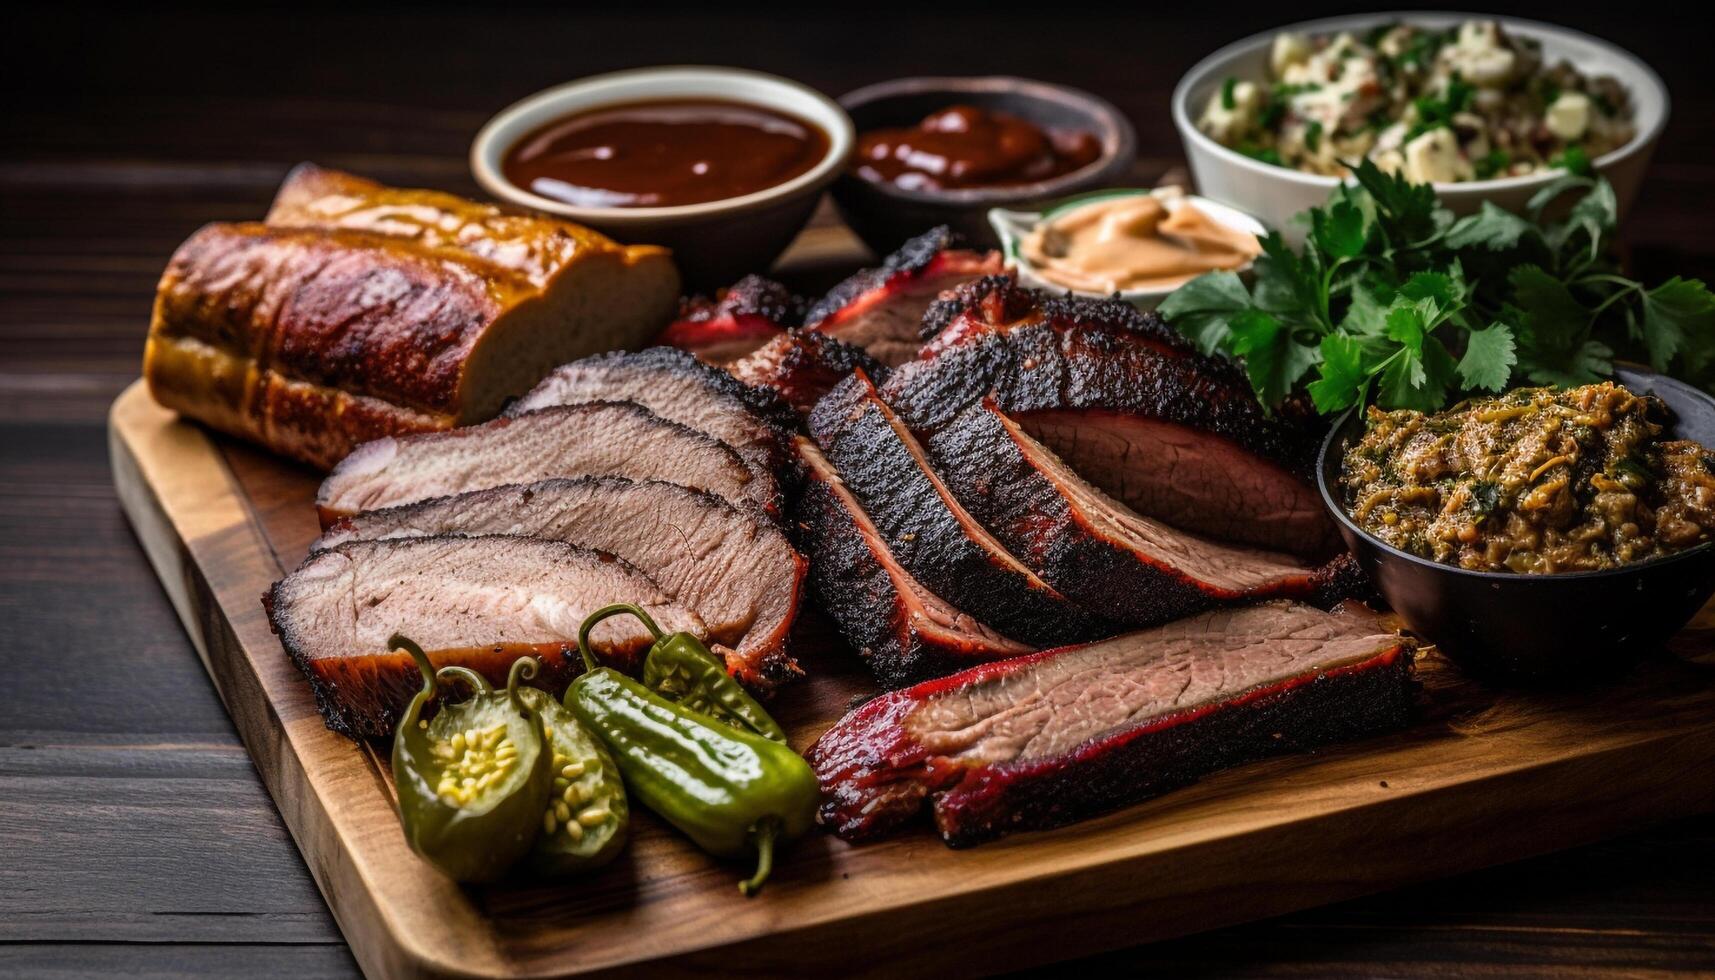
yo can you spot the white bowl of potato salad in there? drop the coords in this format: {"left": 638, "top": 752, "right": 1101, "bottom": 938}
{"left": 1173, "top": 13, "right": 1668, "bottom": 234}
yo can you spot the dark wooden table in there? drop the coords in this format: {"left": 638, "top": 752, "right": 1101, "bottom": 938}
{"left": 5, "top": 6, "right": 1714, "bottom": 976}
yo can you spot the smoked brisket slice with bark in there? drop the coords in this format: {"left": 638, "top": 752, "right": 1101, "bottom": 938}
{"left": 503, "top": 347, "right": 798, "bottom": 478}
{"left": 316, "top": 401, "right": 780, "bottom": 525}
{"left": 887, "top": 277, "right": 1339, "bottom": 558}
{"left": 727, "top": 330, "right": 888, "bottom": 416}
{"left": 927, "top": 399, "right": 1352, "bottom": 626}
{"left": 266, "top": 535, "right": 707, "bottom": 739}
{"left": 794, "top": 438, "right": 1033, "bottom": 687}
{"left": 656, "top": 274, "right": 806, "bottom": 363}
{"left": 809, "top": 602, "right": 1415, "bottom": 846}
{"left": 808, "top": 370, "right": 1112, "bottom": 647}
{"left": 314, "top": 477, "right": 806, "bottom": 689}
{"left": 803, "top": 226, "right": 1006, "bottom": 366}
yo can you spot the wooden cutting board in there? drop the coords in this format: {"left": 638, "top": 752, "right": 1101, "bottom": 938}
{"left": 110, "top": 357, "right": 1715, "bottom": 976}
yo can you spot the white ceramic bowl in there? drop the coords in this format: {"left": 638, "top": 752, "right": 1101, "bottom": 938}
{"left": 988, "top": 188, "right": 1267, "bottom": 310}
{"left": 471, "top": 66, "right": 855, "bottom": 286}
{"left": 1173, "top": 13, "right": 1669, "bottom": 236}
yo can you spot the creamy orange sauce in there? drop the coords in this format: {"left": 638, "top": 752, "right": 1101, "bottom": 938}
{"left": 1020, "top": 191, "right": 1260, "bottom": 293}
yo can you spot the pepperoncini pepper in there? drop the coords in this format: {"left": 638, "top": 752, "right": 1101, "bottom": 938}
{"left": 516, "top": 686, "right": 629, "bottom": 876}
{"left": 566, "top": 606, "right": 818, "bottom": 896}
{"left": 584, "top": 602, "right": 786, "bottom": 742}
{"left": 390, "top": 635, "right": 552, "bottom": 884}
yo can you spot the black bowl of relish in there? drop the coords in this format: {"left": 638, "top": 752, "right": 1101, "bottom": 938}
{"left": 1317, "top": 366, "right": 1715, "bottom": 683}
{"left": 832, "top": 76, "right": 1136, "bottom": 255}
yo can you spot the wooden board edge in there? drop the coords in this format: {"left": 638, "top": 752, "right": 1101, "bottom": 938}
{"left": 108, "top": 381, "right": 501, "bottom": 980}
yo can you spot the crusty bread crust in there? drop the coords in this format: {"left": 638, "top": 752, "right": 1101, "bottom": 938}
{"left": 144, "top": 164, "right": 679, "bottom": 470}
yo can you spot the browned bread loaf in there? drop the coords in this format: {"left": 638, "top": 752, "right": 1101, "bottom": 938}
{"left": 144, "top": 164, "right": 680, "bottom": 469}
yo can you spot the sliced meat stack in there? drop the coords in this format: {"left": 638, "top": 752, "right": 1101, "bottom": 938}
{"left": 795, "top": 439, "right": 1033, "bottom": 686}
{"left": 886, "top": 277, "right": 1340, "bottom": 558}
{"left": 272, "top": 349, "right": 808, "bottom": 737}
{"left": 316, "top": 400, "right": 781, "bottom": 523}
{"left": 727, "top": 330, "right": 887, "bottom": 416}
{"left": 809, "top": 602, "right": 1416, "bottom": 846}
{"left": 266, "top": 536, "right": 707, "bottom": 738}
{"left": 504, "top": 346, "right": 798, "bottom": 476}
{"left": 927, "top": 398, "right": 1351, "bottom": 626}
{"left": 808, "top": 370, "right": 1113, "bottom": 649}
{"left": 315, "top": 477, "right": 806, "bottom": 687}
{"left": 803, "top": 226, "right": 1006, "bottom": 366}
{"left": 656, "top": 274, "right": 806, "bottom": 363}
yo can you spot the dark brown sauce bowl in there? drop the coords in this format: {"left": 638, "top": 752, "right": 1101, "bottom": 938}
{"left": 1317, "top": 365, "right": 1715, "bottom": 684}
{"left": 832, "top": 76, "right": 1136, "bottom": 255}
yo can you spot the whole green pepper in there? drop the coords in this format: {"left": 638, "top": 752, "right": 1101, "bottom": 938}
{"left": 566, "top": 611, "right": 818, "bottom": 896}
{"left": 516, "top": 686, "right": 629, "bottom": 876}
{"left": 584, "top": 603, "right": 786, "bottom": 742}
{"left": 390, "top": 635, "right": 552, "bottom": 884}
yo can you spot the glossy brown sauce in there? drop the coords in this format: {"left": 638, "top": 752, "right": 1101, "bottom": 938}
{"left": 855, "top": 104, "right": 1101, "bottom": 191}
{"left": 502, "top": 98, "right": 830, "bottom": 208}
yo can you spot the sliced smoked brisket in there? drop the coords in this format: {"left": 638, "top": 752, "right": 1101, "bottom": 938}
{"left": 794, "top": 438, "right": 1033, "bottom": 686}
{"left": 808, "top": 601, "right": 1415, "bottom": 846}
{"left": 803, "top": 226, "right": 1006, "bottom": 366}
{"left": 503, "top": 347, "right": 797, "bottom": 477}
{"left": 727, "top": 330, "right": 888, "bottom": 416}
{"left": 266, "top": 535, "right": 707, "bottom": 738}
{"left": 927, "top": 398, "right": 1349, "bottom": 626}
{"left": 315, "top": 401, "right": 779, "bottom": 525}
{"left": 807, "top": 370, "right": 1112, "bottom": 647}
{"left": 314, "top": 476, "right": 806, "bottom": 689}
{"left": 656, "top": 274, "right": 806, "bottom": 363}
{"left": 885, "top": 277, "right": 1339, "bottom": 558}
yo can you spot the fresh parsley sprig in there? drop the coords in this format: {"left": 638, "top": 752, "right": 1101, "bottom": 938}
{"left": 1160, "top": 159, "right": 1715, "bottom": 415}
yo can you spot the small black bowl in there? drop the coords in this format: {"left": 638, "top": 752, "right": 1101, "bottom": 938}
{"left": 831, "top": 76, "right": 1137, "bottom": 255}
{"left": 1317, "top": 366, "right": 1715, "bottom": 683}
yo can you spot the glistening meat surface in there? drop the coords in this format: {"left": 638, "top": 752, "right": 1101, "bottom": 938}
{"left": 315, "top": 400, "right": 779, "bottom": 524}
{"left": 886, "top": 277, "right": 1339, "bottom": 558}
{"left": 314, "top": 476, "right": 806, "bottom": 688}
{"left": 794, "top": 438, "right": 1032, "bottom": 687}
{"left": 808, "top": 602, "right": 1415, "bottom": 846}
{"left": 726, "top": 330, "right": 887, "bottom": 416}
{"left": 266, "top": 535, "right": 706, "bottom": 738}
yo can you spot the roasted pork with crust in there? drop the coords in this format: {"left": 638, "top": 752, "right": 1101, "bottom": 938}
{"left": 808, "top": 370, "right": 1113, "bottom": 647}
{"left": 314, "top": 476, "right": 806, "bottom": 688}
{"left": 794, "top": 439, "right": 1033, "bottom": 686}
{"left": 266, "top": 535, "right": 707, "bottom": 738}
{"left": 809, "top": 601, "right": 1416, "bottom": 846}
{"left": 886, "top": 277, "right": 1340, "bottom": 558}
{"left": 503, "top": 347, "right": 797, "bottom": 477}
{"left": 145, "top": 164, "right": 677, "bottom": 469}
{"left": 315, "top": 401, "right": 780, "bottom": 525}
{"left": 656, "top": 274, "right": 807, "bottom": 363}
{"left": 727, "top": 330, "right": 888, "bottom": 416}
{"left": 928, "top": 398, "right": 1352, "bottom": 626}
{"left": 803, "top": 226, "right": 1006, "bottom": 366}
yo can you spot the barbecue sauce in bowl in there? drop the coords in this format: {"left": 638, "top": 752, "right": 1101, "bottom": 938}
{"left": 855, "top": 105, "right": 1102, "bottom": 192}
{"left": 501, "top": 99, "right": 831, "bottom": 209}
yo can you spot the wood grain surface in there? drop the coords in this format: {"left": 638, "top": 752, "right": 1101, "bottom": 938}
{"left": 6, "top": 3, "right": 1715, "bottom": 977}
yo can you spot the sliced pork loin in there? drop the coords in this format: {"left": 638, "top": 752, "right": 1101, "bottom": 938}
{"left": 885, "top": 277, "right": 1339, "bottom": 558}
{"left": 266, "top": 535, "right": 707, "bottom": 738}
{"left": 795, "top": 439, "right": 1033, "bottom": 687}
{"left": 808, "top": 370, "right": 1113, "bottom": 647}
{"left": 503, "top": 347, "right": 797, "bottom": 476}
{"left": 315, "top": 477, "right": 806, "bottom": 688}
{"left": 803, "top": 226, "right": 1006, "bottom": 366}
{"left": 928, "top": 398, "right": 1352, "bottom": 626}
{"left": 656, "top": 274, "right": 806, "bottom": 363}
{"left": 316, "top": 401, "right": 780, "bottom": 525}
{"left": 809, "top": 601, "right": 1416, "bottom": 846}
{"left": 727, "top": 330, "right": 889, "bottom": 416}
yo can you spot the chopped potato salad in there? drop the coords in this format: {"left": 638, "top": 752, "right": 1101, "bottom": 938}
{"left": 1199, "top": 20, "right": 1635, "bottom": 183}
